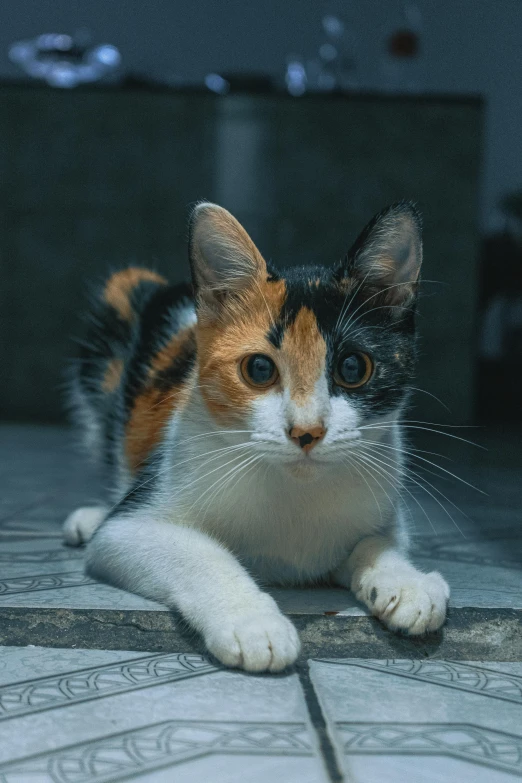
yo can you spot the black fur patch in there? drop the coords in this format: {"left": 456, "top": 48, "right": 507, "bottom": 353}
{"left": 123, "top": 282, "right": 193, "bottom": 413}
{"left": 265, "top": 263, "right": 417, "bottom": 418}
{"left": 72, "top": 271, "right": 195, "bottom": 479}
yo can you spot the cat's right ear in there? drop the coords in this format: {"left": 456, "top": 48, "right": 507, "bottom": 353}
{"left": 337, "top": 201, "right": 423, "bottom": 308}
{"left": 189, "top": 202, "right": 267, "bottom": 312}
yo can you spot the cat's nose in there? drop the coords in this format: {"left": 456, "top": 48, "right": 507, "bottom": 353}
{"left": 289, "top": 425, "right": 326, "bottom": 453}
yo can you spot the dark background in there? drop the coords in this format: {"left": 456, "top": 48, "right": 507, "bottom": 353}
{"left": 0, "top": 1, "right": 520, "bottom": 426}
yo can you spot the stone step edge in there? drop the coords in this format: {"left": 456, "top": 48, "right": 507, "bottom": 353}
{"left": 0, "top": 607, "right": 520, "bottom": 661}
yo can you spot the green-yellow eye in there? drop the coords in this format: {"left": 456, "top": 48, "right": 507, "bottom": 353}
{"left": 240, "top": 354, "right": 279, "bottom": 389}
{"left": 335, "top": 352, "right": 373, "bottom": 389}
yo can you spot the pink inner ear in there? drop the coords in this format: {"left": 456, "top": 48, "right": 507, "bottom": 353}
{"left": 346, "top": 204, "right": 422, "bottom": 302}
{"left": 190, "top": 203, "right": 267, "bottom": 295}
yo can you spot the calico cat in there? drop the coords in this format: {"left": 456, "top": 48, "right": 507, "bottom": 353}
{"left": 64, "top": 201, "right": 449, "bottom": 672}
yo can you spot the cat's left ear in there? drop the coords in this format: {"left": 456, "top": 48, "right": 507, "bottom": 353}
{"left": 339, "top": 202, "right": 422, "bottom": 307}
{"left": 189, "top": 202, "right": 267, "bottom": 312}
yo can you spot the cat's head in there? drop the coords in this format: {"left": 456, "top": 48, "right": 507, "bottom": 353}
{"left": 189, "top": 202, "right": 422, "bottom": 475}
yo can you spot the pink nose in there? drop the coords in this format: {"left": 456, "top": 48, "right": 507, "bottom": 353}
{"left": 289, "top": 425, "right": 326, "bottom": 453}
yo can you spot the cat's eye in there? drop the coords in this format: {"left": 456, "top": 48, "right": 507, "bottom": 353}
{"left": 335, "top": 352, "right": 373, "bottom": 389}
{"left": 240, "top": 354, "right": 279, "bottom": 389}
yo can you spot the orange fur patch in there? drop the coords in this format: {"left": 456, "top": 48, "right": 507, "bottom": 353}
{"left": 197, "top": 278, "right": 287, "bottom": 423}
{"left": 102, "top": 358, "right": 124, "bottom": 393}
{"left": 280, "top": 307, "right": 326, "bottom": 404}
{"left": 105, "top": 268, "right": 167, "bottom": 321}
{"left": 197, "top": 281, "right": 327, "bottom": 420}
{"left": 125, "top": 328, "right": 195, "bottom": 472}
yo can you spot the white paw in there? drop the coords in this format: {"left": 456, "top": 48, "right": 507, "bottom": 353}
{"left": 355, "top": 568, "right": 449, "bottom": 635}
{"left": 204, "top": 607, "right": 300, "bottom": 673}
{"left": 63, "top": 506, "right": 107, "bottom": 546}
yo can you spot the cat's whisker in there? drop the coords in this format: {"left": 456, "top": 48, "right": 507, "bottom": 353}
{"left": 357, "top": 438, "right": 485, "bottom": 495}
{"left": 340, "top": 454, "right": 385, "bottom": 521}
{"left": 169, "top": 436, "right": 271, "bottom": 500}
{"left": 357, "top": 443, "right": 467, "bottom": 537}
{"left": 338, "top": 305, "right": 407, "bottom": 343}
{"left": 358, "top": 441, "right": 474, "bottom": 521}
{"left": 337, "top": 278, "right": 419, "bottom": 335}
{"left": 170, "top": 445, "right": 260, "bottom": 501}
{"left": 347, "top": 444, "right": 427, "bottom": 521}
{"left": 198, "top": 454, "right": 263, "bottom": 522}
{"left": 334, "top": 270, "right": 371, "bottom": 336}
{"left": 340, "top": 302, "right": 408, "bottom": 335}
{"left": 173, "top": 442, "right": 255, "bottom": 472}
{"left": 162, "top": 451, "right": 252, "bottom": 509}
{"left": 365, "top": 418, "right": 480, "bottom": 429}
{"left": 405, "top": 386, "right": 451, "bottom": 413}
{"left": 204, "top": 456, "right": 259, "bottom": 513}
{"left": 358, "top": 441, "right": 454, "bottom": 487}
{"left": 104, "top": 442, "right": 256, "bottom": 516}
{"left": 337, "top": 439, "right": 450, "bottom": 462}
{"left": 185, "top": 452, "right": 261, "bottom": 516}
{"left": 173, "top": 429, "right": 256, "bottom": 449}
{"left": 358, "top": 422, "right": 485, "bottom": 450}
{"left": 354, "top": 447, "right": 438, "bottom": 535}
{"left": 354, "top": 453, "right": 401, "bottom": 515}
{"left": 338, "top": 316, "right": 411, "bottom": 347}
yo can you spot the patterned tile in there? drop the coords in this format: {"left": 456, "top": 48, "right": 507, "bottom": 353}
{"left": 337, "top": 722, "right": 522, "bottom": 778}
{"left": 0, "top": 539, "right": 165, "bottom": 611}
{"left": 316, "top": 659, "right": 522, "bottom": 704}
{"left": 0, "top": 721, "right": 315, "bottom": 782}
{"left": 0, "top": 571, "right": 95, "bottom": 596}
{"left": 0, "top": 647, "right": 327, "bottom": 781}
{"left": 0, "top": 653, "right": 219, "bottom": 720}
{"left": 311, "top": 658, "right": 522, "bottom": 782}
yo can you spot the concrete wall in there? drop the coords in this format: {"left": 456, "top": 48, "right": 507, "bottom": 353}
{"left": 0, "top": 0, "right": 518, "bottom": 231}
{"left": 0, "top": 87, "right": 481, "bottom": 423}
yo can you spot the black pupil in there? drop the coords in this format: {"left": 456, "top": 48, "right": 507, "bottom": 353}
{"left": 340, "top": 353, "right": 365, "bottom": 385}
{"left": 248, "top": 355, "right": 274, "bottom": 384}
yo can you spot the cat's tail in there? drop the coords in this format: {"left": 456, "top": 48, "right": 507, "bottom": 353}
{"left": 67, "top": 267, "right": 168, "bottom": 462}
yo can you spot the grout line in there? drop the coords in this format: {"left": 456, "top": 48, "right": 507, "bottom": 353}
{"left": 297, "top": 662, "right": 344, "bottom": 783}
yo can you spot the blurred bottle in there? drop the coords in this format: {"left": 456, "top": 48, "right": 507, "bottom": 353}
{"left": 379, "top": 2, "right": 424, "bottom": 93}
{"left": 285, "top": 55, "right": 308, "bottom": 96}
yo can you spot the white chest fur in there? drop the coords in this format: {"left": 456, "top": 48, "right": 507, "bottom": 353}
{"left": 158, "top": 412, "right": 401, "bottom": 584}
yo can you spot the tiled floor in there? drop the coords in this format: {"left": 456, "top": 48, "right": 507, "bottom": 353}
{"left": 0, "top": 646, "right": 326, "bottom": 782}
{"left": 311, "top": 658, "right": 522, "bottom": 782}
{"left": 0, "top": 424, "right": 521, "bottom": 782}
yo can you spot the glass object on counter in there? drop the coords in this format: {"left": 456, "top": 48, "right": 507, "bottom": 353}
{"left": 9, "top": 30, "right": 121, "bottom": 88}
{"left": 284, "top": 10, "right": 359, "bottom": 95}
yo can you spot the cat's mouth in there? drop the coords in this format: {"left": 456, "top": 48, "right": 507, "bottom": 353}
{"left": 285, "top": 458, "right": 321, "bottom": 479}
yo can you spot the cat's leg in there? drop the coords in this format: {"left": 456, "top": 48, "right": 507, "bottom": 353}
{"left": 85, "top": 514, "right": 300, "bottom": 672}
{"left": 63, "top": 505, "right": 108, "bottom": 546}
{"left": 333, "top": 535, "right": 449, "bottom": 634}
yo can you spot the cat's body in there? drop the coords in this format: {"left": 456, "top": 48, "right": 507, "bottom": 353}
{"left": 65, "top": 202, "right": 449, "bottom": 671}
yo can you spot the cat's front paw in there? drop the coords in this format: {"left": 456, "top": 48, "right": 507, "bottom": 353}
{"left": 204, "top": 608, "right": 300, "bottom": 672}
{"left": 355, "top": 569, "right": 449, "bottom": 635}
{"left": 63, "top": 506, "right": 107, "bottom": 546}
